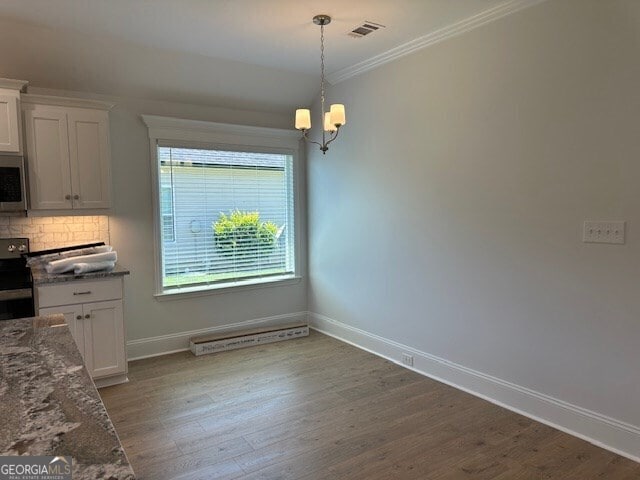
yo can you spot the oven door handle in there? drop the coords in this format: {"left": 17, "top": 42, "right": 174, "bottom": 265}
{"left": 0, "top": 288, "right": 33, "bottom": 301}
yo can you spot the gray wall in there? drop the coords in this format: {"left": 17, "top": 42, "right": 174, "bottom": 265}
{"left": 25, "top": 87, "right": 308, "bottom": 351}
{"left": 113, "top": 97, "right": 307, "bottom": 344}
{"left": 308, "top": 0, "right": 640, "bottom": 430}
{"left": 0, "top": 9, "right": 311, "bottom": 357}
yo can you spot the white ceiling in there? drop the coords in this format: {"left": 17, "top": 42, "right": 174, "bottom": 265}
{"left": 0, "top": 0, "right": 519, "bottom": 75}
{"left": 0, "top": 0, "right": 541, "bottom": 112}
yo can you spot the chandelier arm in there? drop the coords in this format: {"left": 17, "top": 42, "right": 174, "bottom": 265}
{"left": 301, "top": 130, "right": 323, "bottom": 149}
{"left": 323, "top": 126, "right": 341, "bottom": 147}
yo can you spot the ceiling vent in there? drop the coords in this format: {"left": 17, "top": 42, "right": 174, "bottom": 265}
{"left": 348, "top": 21, "right": 385, "bottom": 39}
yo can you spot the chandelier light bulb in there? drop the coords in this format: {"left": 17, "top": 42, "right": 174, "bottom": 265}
{"left": 295, "top": 109, "right": 311, "bottom": 130}
{"left": 324, "top": 112, "right": 337, "bottom": 132}
{"left": 329, "top": 104, "right": 346, "bottom": 127}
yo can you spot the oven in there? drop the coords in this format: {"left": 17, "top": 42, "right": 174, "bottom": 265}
{"left": 0, "top": 238, "right": 34, "bottom": 320}
{"left": 0, "top": 155, "right": 28, "bottom": 214}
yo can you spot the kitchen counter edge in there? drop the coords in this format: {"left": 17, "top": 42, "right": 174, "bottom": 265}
{"left": 0, "top": 314, "right": 135, "bottom": 479}
{"left": 32, "top": 264, "right": 130, "bottom": 285}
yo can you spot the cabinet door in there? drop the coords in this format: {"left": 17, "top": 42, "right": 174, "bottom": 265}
{"left": 38, "top": 305, "right": 86, "bottom": 359}
{"left": 67, "top": 109, "right": 111, "bottom": 209}
{"left": 82, "top": 300, "right": 125, "bottom": 379}
{"left": 0, "top": 94, "right": 21, "bottom": 153}
{"left": 23, "top": 105, "right": 73, "bottom": 210}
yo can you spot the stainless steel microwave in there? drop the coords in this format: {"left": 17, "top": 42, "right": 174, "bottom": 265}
{"left": 0, "top": 155, "right": 27, "bottom": 214}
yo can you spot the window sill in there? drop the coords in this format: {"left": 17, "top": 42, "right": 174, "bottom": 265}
{"left": 154, "top": 274, "right": 302, "bottom": 301}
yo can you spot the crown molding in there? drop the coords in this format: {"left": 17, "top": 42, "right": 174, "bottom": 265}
{"left": 21, "top": 94, "right": 114, "bottom": 110}
{"left": 327, "top": 0, "right": 550, "bottom": 85}
{"left": 0, "top": 78, "right": 28, "bottom": 92}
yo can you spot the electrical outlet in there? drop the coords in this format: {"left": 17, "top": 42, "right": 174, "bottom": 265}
{"left": 583, "top": 221, "right": 625, "bottom": 244}
{"left": 401, "top": 353, "right": 414, "bottom": 367}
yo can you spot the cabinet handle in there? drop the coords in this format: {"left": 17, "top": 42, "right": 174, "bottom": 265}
{"left": 84, "top": 314, "right": 91, "bottom": 319}
{"left": 65, "top": 194, "right": 71, "bottom": 200}
{"left": 73, "top": 194, "right": 79, "bottom": 200}
{"left": 73, "top": 291, "right": 92, "bottom": 295}
{"left": 76, "top": 315, "right": 82, "bottom": 320}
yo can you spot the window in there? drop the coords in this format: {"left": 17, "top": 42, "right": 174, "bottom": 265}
{"left": 156, "top": 146, "right": 296, "bottom": 292}
{"left": 144, "top": 116, "right": 300, "bottom": 296}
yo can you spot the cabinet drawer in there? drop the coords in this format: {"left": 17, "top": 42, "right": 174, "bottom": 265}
{"left": 37, "top": 278, "right": 122, "bottom": 308}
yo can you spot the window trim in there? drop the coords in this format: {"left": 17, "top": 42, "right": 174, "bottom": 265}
{"left": 142, "top": 115, "right": 302, "bottom": 298}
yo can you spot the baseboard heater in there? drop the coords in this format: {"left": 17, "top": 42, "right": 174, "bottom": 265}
{"left": 189, "top": 323, "right": 309, "bottom": 356}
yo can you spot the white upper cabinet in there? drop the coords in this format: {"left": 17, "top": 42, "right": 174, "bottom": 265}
{"left": 23, "top": 105, "right": 72, "bottom": 210}
{"left": 0, "top": 94, "right": 21, "bottom": 153}
{"left": 68, "top": 109, "right": 112, "bottom": 209}
{"left": 0, "top": 79, "right": 28, "bottom": 154}
{"left": 22, "top": 95, "right": 114, "bottom": 211}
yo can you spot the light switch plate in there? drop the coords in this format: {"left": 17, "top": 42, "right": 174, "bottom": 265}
{"left": 583, "top": 221, "right": 625, "bottom": 244}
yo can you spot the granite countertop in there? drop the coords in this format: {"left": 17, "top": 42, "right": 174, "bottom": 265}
{"left": 0, "top": 314, "right": 135, "bottom": 479}
{"left": 32, "top": 264, "right": 130, "bottom": 285}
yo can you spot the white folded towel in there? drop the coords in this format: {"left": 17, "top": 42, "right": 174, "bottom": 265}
{"left": 73, "top": 261, "right": 116, "bottom": 275}
{"left": 46, "top": 251, "right": 118, "bottom": 274}
{"left": 27, "top": 245, "right": 113, "bottom": 267}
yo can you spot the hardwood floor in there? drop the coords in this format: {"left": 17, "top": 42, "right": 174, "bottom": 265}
{"left": 99, "top": 331, "right": 640, "bottom": 480}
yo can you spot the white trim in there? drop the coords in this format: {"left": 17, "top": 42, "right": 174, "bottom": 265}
{"left": 142, "top": 115, "right": 303, "bottom": 297}
{"left": 141, "top": 115, "right": 300, "bottom": 149}
{"left": 94, "top": 374, "right": 129, "bottom": 388}
{"left": 126, "top": 311, "right": 308, "bottom": 360}
{"left": 27, "top": 208, "right": 113, "bottom": 217}
{"left": 309, "top": 312, "right": 640, "bottom": 464}
{"left": 154, "top": 275, "right": 302, "bottom": 301}
{"left": 0, "top": 78, "right": 28, "bottom": 91}
{"left": 21, "top": 94, "right": 114, "bottom": 110}
{"left": 147, "top": 136, "right": 164, "bottom": 296}
{"left": 327, "top": 0, "right": 550, "bottom": 84}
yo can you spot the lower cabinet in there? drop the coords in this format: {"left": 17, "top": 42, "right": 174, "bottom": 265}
{"left": 36, "top": 277, "right": 127, "bottom": 386}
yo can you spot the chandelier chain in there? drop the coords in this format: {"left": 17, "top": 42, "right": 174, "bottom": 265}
{"left": 320, "top": 23, "right": 326, "bottom": 115}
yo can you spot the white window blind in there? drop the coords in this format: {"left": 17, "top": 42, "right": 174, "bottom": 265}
{"left": 157, "top": 146, "right": 295, "bottom": 291}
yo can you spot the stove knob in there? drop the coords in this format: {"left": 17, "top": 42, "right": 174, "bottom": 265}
{"left": 18, "top": 244, "right": 27, "bottom": 253}
{"left": 7, "top": 244, "right": 16, "bottom": 253}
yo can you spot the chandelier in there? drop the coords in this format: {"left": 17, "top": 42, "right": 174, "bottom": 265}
{"left": 295, "top": 15, "right": 346, "bottom": 154}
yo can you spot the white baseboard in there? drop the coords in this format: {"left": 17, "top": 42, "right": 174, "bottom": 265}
{"left": 309, "top": 312, "right": 640, "bottom": 464}
{"left": 127, "top": 311, "right": 308, "bottom": 361}
{"left": 94, "top": 374, "right": 129, "bottom": 389}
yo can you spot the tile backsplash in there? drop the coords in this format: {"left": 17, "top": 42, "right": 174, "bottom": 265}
{"left": 0, "top": 216, "right": 110, "bottom": 252}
